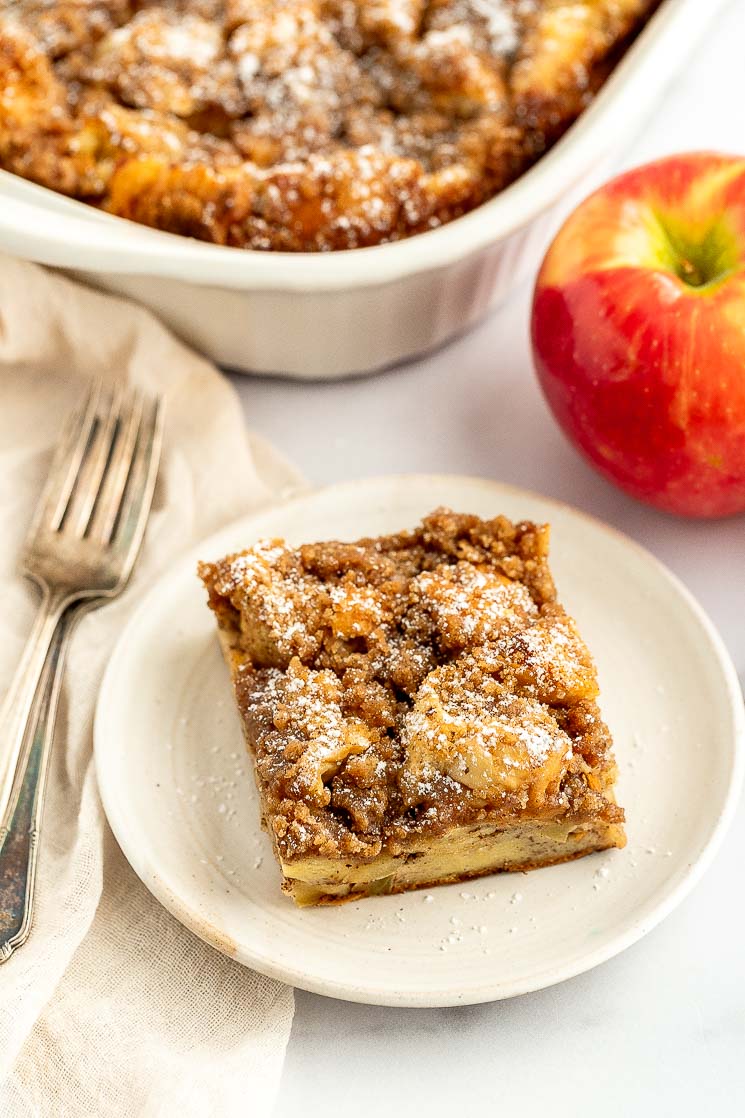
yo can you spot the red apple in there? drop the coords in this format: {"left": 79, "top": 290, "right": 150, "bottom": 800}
{"left": 531, "top": 152, "right": 745, "bottom": 518}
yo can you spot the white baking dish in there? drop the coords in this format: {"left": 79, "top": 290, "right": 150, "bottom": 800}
{"left": 0, "top": 0, "right": 728, "bottom": 379}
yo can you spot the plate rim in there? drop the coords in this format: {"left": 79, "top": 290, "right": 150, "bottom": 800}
{"left": 94, "top": 473, "right": 745, "bottom": 1007}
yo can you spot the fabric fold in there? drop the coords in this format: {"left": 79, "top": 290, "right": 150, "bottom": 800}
{"left": 0, "top": 255, "right": 299, "bottom": 1118}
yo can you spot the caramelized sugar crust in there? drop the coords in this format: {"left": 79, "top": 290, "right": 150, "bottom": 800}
{"left": 1, "top": 1, "right": 658, "bottom": 251}
{"left": 199, "top": 510, "right": 625, "bottom": 866}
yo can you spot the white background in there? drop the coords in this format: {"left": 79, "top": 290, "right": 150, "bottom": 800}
{"left": 229, "top": 4, "right": 745, "bottom": 1113}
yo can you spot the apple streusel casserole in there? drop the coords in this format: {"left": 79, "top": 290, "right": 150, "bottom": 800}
{"left": 199, "top": 509, "right": 625, "bottom": 905}
{"left": 1, "top": 0, "right": 658, "bottom": 251}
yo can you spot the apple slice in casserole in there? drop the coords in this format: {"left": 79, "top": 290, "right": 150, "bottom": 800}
{"left": 199, "top": 509, "right": 625, "bottom": 905}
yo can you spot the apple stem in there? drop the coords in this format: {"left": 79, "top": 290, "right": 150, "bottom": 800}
{"left": 678, "top": 257, "right": 706, "bottom": 288}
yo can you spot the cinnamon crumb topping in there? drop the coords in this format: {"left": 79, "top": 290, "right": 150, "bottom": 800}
{"left": 1, "top": 1, "right": 658, "bottom": 250}
{"left": 199, "top": 508, "right": 623, "bottom": 863}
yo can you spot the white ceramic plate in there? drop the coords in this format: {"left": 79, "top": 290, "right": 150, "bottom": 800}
{"left": 95, "top": 476, "right": 744, "bottom": 1007}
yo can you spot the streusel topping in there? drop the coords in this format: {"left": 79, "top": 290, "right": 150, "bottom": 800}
{"left": 200, "top": 509, "right": 622, "bottom": 862}
{"left": 1, "top": 1, "right": 658, "bottom": 250}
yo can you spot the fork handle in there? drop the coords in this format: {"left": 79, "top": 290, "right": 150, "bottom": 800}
{"left": 0, "top": 586, "right": 71, "bottom": 833}
{"left": 0, "top": 613, "right": 69, "bottom": 961}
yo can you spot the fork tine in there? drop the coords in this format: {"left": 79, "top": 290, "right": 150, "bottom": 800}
{"left": 111, "top": 395, "right": 164, "bottom": 578}
{"left": 87, "top": 388, "right": 145, "bottom": 545}
{"left": 63, "top": 384, "right": 123, "bottom": 539}
{"left": 30, "top": 379, "right": 102, "bottom": 536}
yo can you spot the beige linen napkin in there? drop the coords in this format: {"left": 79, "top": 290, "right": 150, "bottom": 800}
{"left": 0, "top": 255, "right": 301, "bottom": 1117}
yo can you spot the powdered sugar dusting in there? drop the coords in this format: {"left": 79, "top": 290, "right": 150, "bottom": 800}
{"left": 401, "top": 661, "right": 574, "bottom": 801}
{"left": 8, "top": 0, "right": 647, "bottom": 253}
{"left": 413, "top": 562, "right": 537, "bottom": 650}
{"left": 249, "top": 661, "right": 373, "bottom": 805}
{"left": 200, "top": 508, "right": 620, "bottom": 872}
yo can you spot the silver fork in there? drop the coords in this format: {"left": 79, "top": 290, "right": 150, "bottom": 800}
{"left": 0, "top": 381, "right": 163, "bottom": 960}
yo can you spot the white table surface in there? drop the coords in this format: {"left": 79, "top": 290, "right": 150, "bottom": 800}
{"left": 229, "top": 5, "right": 745, "bottom": 1112}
